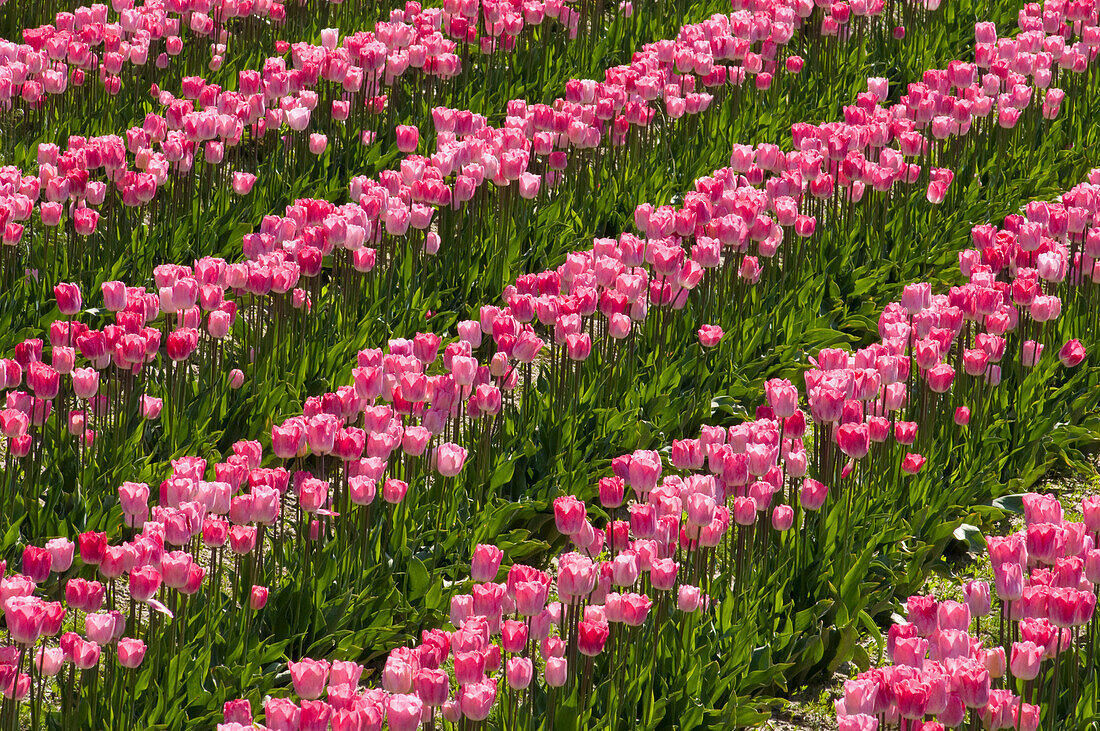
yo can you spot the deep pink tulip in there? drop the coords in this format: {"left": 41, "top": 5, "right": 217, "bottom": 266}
{"left": 250, "top": 586, "right": 269, "bottom": 610}
{"left": 78, "top": 531, "right": 107, "bottom": 565}
{"left": 396, "top": 125, "right": 419, "bottom": 152}
{"left": 836, "top": 423, "right": 870, "bottom": 459}
{"left": 1059, "top": 339, "right": 1086, "bottom": 367}
{"left": 454, "top": 649, "right": 486, "bottom": 685}
{"left": 578, "top": 619, "right": 609, "bottom": 656}
{"left": 54, "top": 283, "right": 83, "bottom": 315}
{"left": 73, "top": 208, "right": 99, "bottom": 236}
{"left": 22, "top": 546, "right": 52, "bottom": 583}
{"left": 901, "top": 453, "right": 925, "bottom": 474}
{"left": 598, "top": 476, "right": 625, "bottom": 508}
{"left": 554, "top": 495, "right": 587, "bottom": 535}
{"left": 129, "top": 566, "right": 162, "bottom": 602}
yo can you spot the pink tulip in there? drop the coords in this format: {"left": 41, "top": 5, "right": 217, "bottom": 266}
{"left": 396, "top": 125, "right": 420, "bottom": 153}
{"left": 5, "top": 597, "right": 45, "bottom": 644}
{"left": 545, "top": 657, "right": 567, "bottom": 687}
{"left": 507, "top": 657, "right": 533, "bottom": 689}
{"left": 73, "top": 208, "right": 99, "bottom": 236}
{"left": 142, "top": 396, "right": 163, "bottom": 420}
{"left": 434, "top": 443, "right": 468, "bottom": 477}
{"left": 697, "top": 324, "right": 723, "bottom": 347}
{"left": 86, "top": 613, "right": 115, "bottom": 644}
{"left": 471, "top": 544, "right": 503, "bottom": 582}
{"left": 45, "top": 538, "right": 74, "bottom": 572}
{"left": 386, "top": 694, "right": 423, "bottom": 731}
{"left": 232, "top": 172, "right": 256, "bottom": 195}
{"left": 308, "top": 134, "right": 328, "bottom": 155}
{"left": 289, "top": 659, "right": 330, "bottom": 700}
{"left": 771, "top": 505, "right": 794, "bottom": 531}
{"left": 458, "top": 679, "right": 496, "bottom": 721}
{"left": 72, "top": 639, "right": 101, "bottom": 670}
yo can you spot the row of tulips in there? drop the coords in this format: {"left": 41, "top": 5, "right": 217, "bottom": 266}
{"left": 0, "top": 0, "right": 672, "bottom": 291}
{"left": 837, "top": 491, "right": 1100, "bottom": 730}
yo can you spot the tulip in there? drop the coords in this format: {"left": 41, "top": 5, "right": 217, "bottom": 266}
{"left": 86, "top": 612, "right": 116, "bottom": 644}
{"left": 79, "top": 532, "right": 107, "bottom": 565}
{"left": 800, "top": 479, "right": 829, "bottom": 511}
{"left": 142, "top": 396, "right": 163, "bottom": 420}
{"left": 72, "top": 639, "right": 101, "bottom": 669}
{"left": 387, "top": 694, "right": 423, "bottom": 731}
{"left": 54, "top": 283, "right": 83, "bottom": 315}
{"left": 434, "top": 443, "right": 468, "bottom": 477}
{"left": 6, "top": 597, "right": 45, "bottom": 644}
{"left": 901, "top": 454, "right": 925, "bottom": 474}
{"left": 1010, "top": 641, "right": 1042, "bottom": 681}
{"left": 598, "top": 476, "right": 625, "bottom": 508}
{"left": 289, "top": 659, "right": 330, "bottom": 700}
{"left": 129, "top": 566, "right": 162, "bottom": 602}
{"left": 471, "top": 544, "right": 504, "bottom": 582}
{"left": 382, "top": 478, "right": 408, "bottom": 504}
{"left": 35, "top": 647, "right": 64, "bottom": 677}
{"left": 545, "top": 657, "right": 567, "bottom": 687}
{"left": 507, "top": 657, "right": 533, "bottom": 689}
{"left": 22, "top": 546, "right": 52, "bottom": 583}
{"left": 697, "top": 325, "right": 723, "bottom": 347}
{"left": 117, "top": 638, "right": 146, "bottom": 668}
{"left": 396, "top": 125, "right": 419, "bottom": 153}
{"left": 1058, "top": 339, "right": 1086, "bottom": 367}
{"left": 836, "top": 423, "right": 870, "bottom": 459}
{"left": 554, "top": 496, "right": 587, "bottom": 535}
{"left": 250, "top": 586, "right": 269, "bottom": 610}
{"left": 458, "top": 679, "right": 496, "bottom": 721}
{"left": 963, "top": 581, "right": 991, "bottom": 617}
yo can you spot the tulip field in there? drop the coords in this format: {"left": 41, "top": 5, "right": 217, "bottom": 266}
{"left": 3, "top": 0, "right": 1100, "bottom": 729}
